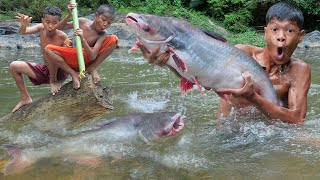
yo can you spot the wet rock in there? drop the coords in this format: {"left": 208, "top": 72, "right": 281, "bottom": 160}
{"left": 298, "top": 30, "right": 320, "bottom": 49}
{"left": 0, "top": 20, "right": 20, "bottom": 35}
{"left": 0, "top": 15, "right": 135, "bottom": 50}
{"left": 0, "top": 75, "right": 113, "bottom": 134}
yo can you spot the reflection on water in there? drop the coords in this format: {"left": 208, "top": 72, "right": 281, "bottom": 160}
{"left": 0, "top": 48, "right": 319, "bottom": 178}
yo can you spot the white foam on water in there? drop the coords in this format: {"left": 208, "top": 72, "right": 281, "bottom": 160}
{"left": 308, "top": 84, "right": 320, "bottom": 96}
{"left": 160, "top": 152, "right": 212, "bottom": 170}
{"left": 127, "top": 91, "right": 169, "bottom": 113}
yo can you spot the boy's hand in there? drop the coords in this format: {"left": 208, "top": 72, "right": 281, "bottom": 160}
{"left": 74, "top": 28, "right": 83, "bottom": 38}
{"left": 137, "top": 43, "right": 170, "bottom": 66}
{"left": 64, "top": 38, "right": 73, "bottom": 47}
{"left": 216, "top": 73, "right": 256, "bottom": 101}
{"left": 15, "top": 13, "right": 32, "bottom": 26}
{"left": 68, "top": 2, "right": 77, "bottom": 15}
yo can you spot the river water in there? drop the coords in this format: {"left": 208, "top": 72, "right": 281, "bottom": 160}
{"left": 0, "top": 47, "right": 319, "bottom": 179}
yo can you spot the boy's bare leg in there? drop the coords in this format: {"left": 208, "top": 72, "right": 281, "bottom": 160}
{"left": 86, "top": 43, "right": 117, "bottom": 84}
{"left": 44, "top": 48, "right": 80, "bottom": 89}
{"left": 43, "top": 53, "right": 60, "bottom": 95}
{"left": 9, "top": 61, "right": 36, "bottom": 112}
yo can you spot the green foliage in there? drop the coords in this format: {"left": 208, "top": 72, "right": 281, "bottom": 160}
{"left": 197, "top": 0, "right": 320, "bottom": 32}
{"left": 224, "top": 9, "right": 252, "bottom": 33}
{"left": 0, "top": 0, "right": 69, "bottom": 22}
{"left": 289, "top": 0, "right": 320, "bottom": 30}
{"left": 207, "top": 0, "right": 258, "bottom": 32}
{"left": 227, "top": 30, "right": 265, "bottom": 47}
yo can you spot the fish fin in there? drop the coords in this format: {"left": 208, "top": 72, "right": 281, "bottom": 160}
{"left": 169, "top": 49, "right": 187, "bottom": 72}
{"left": 66, "top": 154, "right": 102, "bottom": 167}
{"left": 128, "top": 43, "right": 139, "bottom": 53}
{"left": 1, "top": 144, "right": 35, "bottom": 175}
{"left": 192, "top": 76, "right": 203, "bottom": 95}
{"left": 201, "top": 29, "right": 228, "bottom": 43}
{"left": 180, "top": 77, "right": 194, "bottom": 95}
{"left": 94, "top": 119, "right": 118, "bottom": 129}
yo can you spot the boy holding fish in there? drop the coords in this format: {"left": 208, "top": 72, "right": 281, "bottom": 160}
{"left": 138, "top": 2, "right": 310, "bottom": 124}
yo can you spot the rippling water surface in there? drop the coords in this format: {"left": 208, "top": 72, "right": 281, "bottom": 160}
{"left": 0, "top": 48, "right": 319, "bottom": 179}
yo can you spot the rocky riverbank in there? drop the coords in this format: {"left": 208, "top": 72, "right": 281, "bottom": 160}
{"left": 0, "top": 14, "right": 319, "bottom": 50}
{"left": 0, "top": 14, "right": 136, "bottom": 50}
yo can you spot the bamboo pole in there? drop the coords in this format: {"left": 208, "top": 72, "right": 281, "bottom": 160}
{"left": 71, "top": 0, "right": 86, "bottom": 79}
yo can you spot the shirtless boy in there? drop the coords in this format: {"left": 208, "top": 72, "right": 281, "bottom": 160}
{"left": 216, "top": 2, "right": 310, "bottom": 124}
{"left": 138, "top": 2, "right": 311, "bottom": 124}
{"left": 44, "top": 3, "right": 118, "bottom": 89}
{"left": 10, "top": 6, "right": 68, "bottom": 112}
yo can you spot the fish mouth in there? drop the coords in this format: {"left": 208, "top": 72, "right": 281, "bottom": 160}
{"left": 169, "top": 113, "right": 184, "bottom": 136}
{"left": 276, "top": 47, "right": 284, "bottom": 60}
{"left": 126, "top": 15, "right": 138, "bottom": 24}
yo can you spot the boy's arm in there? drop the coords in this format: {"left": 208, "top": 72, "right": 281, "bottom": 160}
{"left": 57, "top": 13, "right": 73, "bottom": 30}
{"left": 217, "top": 63, "right": 311, "bottom": 124}
{"left": 56, "top": 2, "right": 75, "bottom": 30}
{"left": 217, "top": 98, "right": 233, "bottom": 118}
{"left": 251, "top": 62, "right": 311, "bottom": 123}
{"left": 84, "top": 33, "right": 109, "bottom": 61}
{"left": 16, "top": 13, "right": 42, "bottom": 34}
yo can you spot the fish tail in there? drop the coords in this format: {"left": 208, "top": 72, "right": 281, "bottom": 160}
{"left": 180, "top": 77, "right": 194, "bottom": 95}
{"left": 1, "top": 144, "right": 35, "bottom": 175}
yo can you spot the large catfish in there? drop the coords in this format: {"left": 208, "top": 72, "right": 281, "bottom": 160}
{"left": 126, "top": 13, "right": 281, "bottom": 105}
{"left": 0, "top": 112, "right": 184, "bottom": 175}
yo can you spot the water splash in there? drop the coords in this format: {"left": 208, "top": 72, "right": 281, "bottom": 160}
{"left": 128, "top": 91, "right": 169, "bottom": 113}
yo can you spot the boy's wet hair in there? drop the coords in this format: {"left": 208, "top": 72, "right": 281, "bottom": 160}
{"left": 43, "top": 6, "right": 62, "bottom": 19}
{"left": 97, "top": 4, "right": 115, "bottom": 17}
{"left": 266, "top": 2, "right": 304, "bottom": 29}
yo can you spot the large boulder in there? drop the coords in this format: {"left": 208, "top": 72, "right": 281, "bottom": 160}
{"left": 298, "top": 30, "right": 320, "bottom": 49}
{"left": 0, "top": 75, "right": 113, "bottom": 135}
{"left": 0, "top": 14, "right": 136, "bottom": 50}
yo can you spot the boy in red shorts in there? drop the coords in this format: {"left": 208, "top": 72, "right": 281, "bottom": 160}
{"left": 45, "top": 3, "right": 118, "bottom": 89}
{"left": 10, "top": 6, "right": 68, "bottom": 112}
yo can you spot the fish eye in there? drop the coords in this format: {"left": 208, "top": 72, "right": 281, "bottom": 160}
{"left": 162, "top": 129, "right": 170, "bottom": 136}
{"left": 143, "top": 26, "right": 150, "bottom": 32}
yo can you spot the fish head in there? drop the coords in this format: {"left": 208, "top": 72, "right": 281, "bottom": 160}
{"left": 139, "top": 112, "right": 184, "bottom": 142}
{"left": 126, "top": 13, "right": 174, "bottom": 45}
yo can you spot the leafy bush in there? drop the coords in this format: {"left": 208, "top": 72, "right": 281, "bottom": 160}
{"left": 0, "top": 0, "right": 69, "bottom": 22}
{"left": 227, "top": 30, "right": 265, "bottom": 47}
{"left": 189, "top": 0, "right": 320, "bottom": 32}
{"left": 224, "top": 9, "right": 252, "bottom": 33}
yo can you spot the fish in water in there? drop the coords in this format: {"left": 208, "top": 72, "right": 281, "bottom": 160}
{"left": 126, "top": 13, "right": 281, "bottom": 105}
{"left": 0, "top": 112, "right": 184, "bottom": 175}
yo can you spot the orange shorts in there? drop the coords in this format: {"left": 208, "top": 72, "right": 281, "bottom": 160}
{"left": 46, "top": 35, "right": 118, "bottom": 71}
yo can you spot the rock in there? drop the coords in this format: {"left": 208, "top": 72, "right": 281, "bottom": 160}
{"left": 0, "top": 75, "right": 113, "bottom": 135}
{"left": 298, "top": 30, "right": 320, "bottom": 49}
{"left": 0, "top": 16, "right": 135, "bottom": 50}
{"left": 0, "top": 20, "right": 20, "bottom": 35}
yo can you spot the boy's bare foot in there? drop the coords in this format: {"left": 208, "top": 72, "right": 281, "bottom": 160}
{"left": 71, "top": 72, "right": 80, "bottom": 89}
{"left": 12, "top": 98, "right": 32, "bottom": 112}
{"left": 89, "top": 69, "right": 100, "bottom": 84}
{"left": 50, "top": 82, "right": 61, "bottom": 95}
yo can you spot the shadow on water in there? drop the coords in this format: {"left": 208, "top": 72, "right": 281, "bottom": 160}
{"left": 0, "top": 48, "right": 319, "bottom": 179}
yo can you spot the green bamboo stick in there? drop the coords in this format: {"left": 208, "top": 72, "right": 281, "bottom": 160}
{"left": 71, "top": 0, "right": 85, "bottom": 79}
